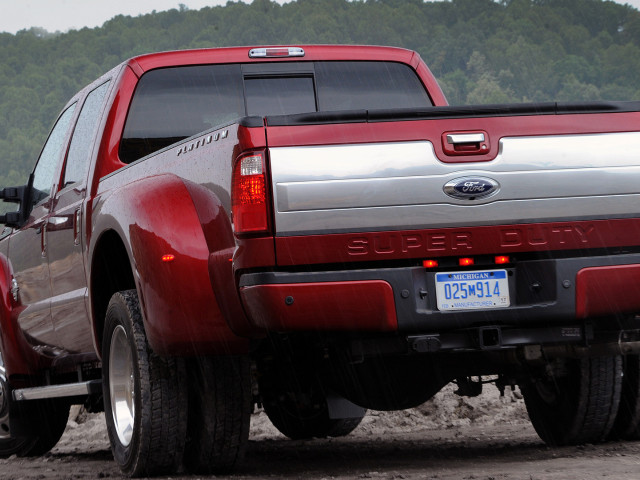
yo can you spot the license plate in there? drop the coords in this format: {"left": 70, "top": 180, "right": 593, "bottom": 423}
{"left": 435, "top": 270, "right": 510, "bottom": 311}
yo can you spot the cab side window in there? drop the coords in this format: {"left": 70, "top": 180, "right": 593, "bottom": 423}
{"left": 119, "top": 65, "right": 244, "bottom": 164}
{"left": 31, "top": 104, "right": 76, "bottom": 207}
{"left": 63, "top": 82, "right": 110, "bottom": 187}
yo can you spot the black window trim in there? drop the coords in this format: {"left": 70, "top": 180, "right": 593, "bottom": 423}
{"left": 30, "top": 102, "right": 78, "bottom": 208}
{"left": 59, "top": 79, "right": 112, "bottom": 192}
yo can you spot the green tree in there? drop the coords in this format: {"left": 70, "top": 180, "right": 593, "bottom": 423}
{"left": 1, "top": 0, "right": 640, "bottom": 184}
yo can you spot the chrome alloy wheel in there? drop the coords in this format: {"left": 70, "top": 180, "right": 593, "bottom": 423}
{"left": 109, "top": 325, "right": 135, "bottom": 447}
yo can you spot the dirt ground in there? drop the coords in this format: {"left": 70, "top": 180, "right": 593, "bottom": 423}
{"left": 2, "top": 383, "right": 640, "bottom": 479}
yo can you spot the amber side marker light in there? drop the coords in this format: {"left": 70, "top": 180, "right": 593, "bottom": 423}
{"left": 423, "top": 260, "right": 439, "bottom": 268}
{"left": 459, "top": 257, "right": 475, "bottom": 266}
{"left": 495, "top": 255, "right": 510, "bottom": 265}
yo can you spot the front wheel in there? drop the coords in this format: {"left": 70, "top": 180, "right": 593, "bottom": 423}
{"left": 522, "top": 356, "right": 622, "bottom": 446}
{"left": 102, "top": 290, "right": 187, "bottom": 477}
{"left": 0, "top": 352, "right": 69, "bottom": 457}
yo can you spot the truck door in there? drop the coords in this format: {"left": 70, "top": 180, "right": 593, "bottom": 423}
{"left": 47, "top": 81, "right": 110, "bottom": 353}
{"left": 9, "top": 104, "right": 76, "bottom": 349}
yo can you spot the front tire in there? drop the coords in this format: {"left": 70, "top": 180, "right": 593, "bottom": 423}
{"left": 102, "top": 290, "right": 187, "bottom": 477}
{"left": 522, "top": 356, "right": 622, "bottom": 446}
{"left": 0, "top": 350, "right": 69, "bottom": 457}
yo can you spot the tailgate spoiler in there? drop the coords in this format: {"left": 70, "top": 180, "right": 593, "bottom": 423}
{"left": 264, "top": 101, "right": 640, "bottom": 126}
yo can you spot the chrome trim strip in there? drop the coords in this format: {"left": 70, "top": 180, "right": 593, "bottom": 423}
{"left": 269, "top": 132, "right": 640, "bottom": 236}
{"left": 275, "top": 196, "right": 640, "bottom": 235}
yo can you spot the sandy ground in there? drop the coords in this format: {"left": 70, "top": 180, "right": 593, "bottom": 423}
{"left": 2, "top": 383, "right": 640, "bottom": 479}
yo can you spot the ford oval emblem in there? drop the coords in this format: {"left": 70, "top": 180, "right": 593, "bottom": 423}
{"left": 444, "top": 177, "right": 500, "bottom": 200}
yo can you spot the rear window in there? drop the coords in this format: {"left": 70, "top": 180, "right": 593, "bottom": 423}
{"left": 315, "top": 62, "right": 431, "bottom": 111}
{"left": 120, "top": 61, "right": 431, "bottom": 163}
{"left": 245, "top": 76, "right": 317, "bottom": 116}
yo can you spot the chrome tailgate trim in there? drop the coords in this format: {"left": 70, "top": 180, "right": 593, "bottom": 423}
{"left": 270, "top": 132, "right": 640, "bottom": 236}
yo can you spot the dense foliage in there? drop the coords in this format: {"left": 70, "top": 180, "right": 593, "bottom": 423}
{"left": 1, "top": 0, "right": 639, "bottom": 186}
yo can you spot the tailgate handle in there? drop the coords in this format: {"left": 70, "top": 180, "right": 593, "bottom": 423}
{"left": 447, "top": 133, "right": 485, "bottom": 144}
{"left": 442, "top": 131, "right": 490, "bottom": 156}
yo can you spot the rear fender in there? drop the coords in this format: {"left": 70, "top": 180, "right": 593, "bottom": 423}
{"left": 90, "top": 174, "right": 247, "bottom": 355}
{"left": 180, "top": 181, "right": 257, "bottom": 338}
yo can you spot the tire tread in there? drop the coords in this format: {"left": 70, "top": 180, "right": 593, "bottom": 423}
{"left": 183, "top": 356, "right": 251, "bottom": 474}
{"left": 103, "top": 290, "right": 187, "bottom": 477}
{"left": 524, "top": 356, "right": 622, "bottom": 446}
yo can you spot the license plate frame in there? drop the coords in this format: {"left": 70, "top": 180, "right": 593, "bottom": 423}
{"left": 435, "top": 269, "right": 510, "bottom": 311}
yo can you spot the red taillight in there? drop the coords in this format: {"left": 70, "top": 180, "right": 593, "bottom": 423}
{"left": 459, "top": 257, "right": 475, "bottom": 266}
{"left": 495, "top": 255, "right": 510, "bottom": 265}
{"left": 423, "top": 260, "right": 439, "bottom": 268}
{"left": 232, "top": 152, "right": 269, "bottom": 235}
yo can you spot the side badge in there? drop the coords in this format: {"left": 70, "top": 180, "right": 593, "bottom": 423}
{"left": 444, "top": 177, "right": 500, "bottom": 200}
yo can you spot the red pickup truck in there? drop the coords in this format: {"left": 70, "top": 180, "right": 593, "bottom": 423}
{"left": 1, "top": 45, "right": 640, "bottom": 476}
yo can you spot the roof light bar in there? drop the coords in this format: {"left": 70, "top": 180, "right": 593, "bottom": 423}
{"left": 248, "top": 47, "right": 305, "bottom": 58}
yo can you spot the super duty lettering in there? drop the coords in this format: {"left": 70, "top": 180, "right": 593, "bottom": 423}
{"left": 347, "top": 232, "right": 473, "bottom": 256}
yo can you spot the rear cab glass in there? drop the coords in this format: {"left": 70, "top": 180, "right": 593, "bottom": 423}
{"left": 119, "top": 61, "right": 432, "bottom": 163}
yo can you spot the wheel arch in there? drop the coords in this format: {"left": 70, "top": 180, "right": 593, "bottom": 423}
{"left": 90, "top": 229, "right": 135, "bottom": 358}
{"left": 89, "top": 174, "right": 247, "bottom": 357}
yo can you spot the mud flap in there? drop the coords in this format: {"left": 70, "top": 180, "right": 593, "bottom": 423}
{"left": 326, "top": 391, "right": 366, "bottom": 420}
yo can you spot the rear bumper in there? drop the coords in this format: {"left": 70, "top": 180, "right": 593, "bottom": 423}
{"left": 240, "top": 280, "right": 398, "bottom": 332}
{"left": 576, "top": 263, "right": 640, "bottom": 319}
{"left": 239, "top": 252, "right": 640, "bottom": 335}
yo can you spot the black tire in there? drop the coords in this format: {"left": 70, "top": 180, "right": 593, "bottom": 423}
{"left": 609, "top": 354, "right": 640, "bottom": 439}
{"left": 183, "top": 356, "right": 251, "bottom": 474}
{"left": 102, "top": 290, "right": 187, "bottom": 477}
{"left": 263, "top": 395, "right": 364, "bottom": 440}
{"left": 522, "top": 355, "right": 622, "bottom": 446}
{"left": 258, "top": 356, "right": 365, "bottom": 440}
{"left": 0, "top": 353, "right": 69, "bottom": 457}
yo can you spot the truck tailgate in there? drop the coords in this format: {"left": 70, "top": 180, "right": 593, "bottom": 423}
{"left": 263, "top": 106, "right": 640, "bottom": 262}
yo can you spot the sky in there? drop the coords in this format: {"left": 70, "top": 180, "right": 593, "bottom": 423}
{"left": 0, "top": 0, "right": 241, "bottom": 34}
{"left": 0, "top": 0, "right": 639, "bottom": 34}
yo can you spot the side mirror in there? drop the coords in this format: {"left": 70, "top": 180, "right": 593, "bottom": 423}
{"left": 0, "top": 178, "right": 31, "bottom": 228}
